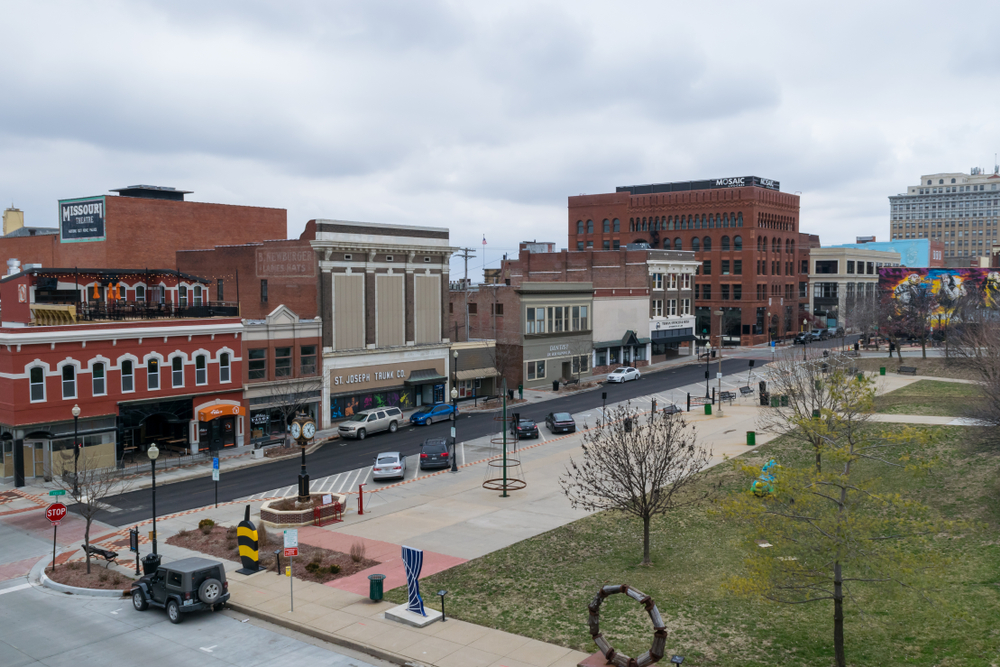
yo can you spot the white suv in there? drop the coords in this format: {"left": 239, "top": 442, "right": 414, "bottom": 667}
{"left": 338, "top": 407, "right": 403, "bottom": 440}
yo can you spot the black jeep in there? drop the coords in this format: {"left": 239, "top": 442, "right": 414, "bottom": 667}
{"left": 131, "top": 557, "right": 229, "bottom": 624}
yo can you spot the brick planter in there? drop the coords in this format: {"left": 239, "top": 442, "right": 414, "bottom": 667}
{"left": 259, "top": 493, "right": 348, "bottom": 528}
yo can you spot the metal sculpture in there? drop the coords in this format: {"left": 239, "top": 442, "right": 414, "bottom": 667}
{"left": 236, "top": 505, "right": 260, "bottom": 574}
{"left": 402, "top": 545, "right": 426, "bottom": 616}
{"left": 588, "top": 584, "right": 666, "bottom": 667}
{"left": 751, "top": 459, "right": 777, "bottom": 497}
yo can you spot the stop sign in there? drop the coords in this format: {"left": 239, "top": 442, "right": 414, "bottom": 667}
{"left": 46, "top": 503, "right": 67, "bottom": 524}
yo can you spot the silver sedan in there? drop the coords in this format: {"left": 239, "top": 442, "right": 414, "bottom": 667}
{"left": 606, "top": 366, "right": 641, "bottom": 383}
{"left": 372, "top": 452, "right": 406, "bottom": 480}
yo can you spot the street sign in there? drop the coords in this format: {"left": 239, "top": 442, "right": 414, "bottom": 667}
{"left": 212, "top": 469, "right": 219, "bottom": 481}
{"left": 716, "top": 372, "right": 723, "bottom": 379}
{"left": 45, "top": 503, "right": 67, "bottom": 524}
{"left": 284, "top": 547, "right": 299, "bottom": 558}
{"left": 283, "top": 529, "right": 298, "bottom": 549}
{"left": 213, "top": 457, "right": 219, "bottom": 470}
{"left": 48, "top": 489, "right": 66, "bottom": 496}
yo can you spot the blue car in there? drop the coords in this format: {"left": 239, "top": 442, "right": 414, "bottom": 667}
{"left": 410, "top": 403, "right": 458, "bottom": 426}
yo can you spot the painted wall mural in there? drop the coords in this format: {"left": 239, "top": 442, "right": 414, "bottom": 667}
{"left": 879, "top": 267, "right": 1000, "bottom": 316}
{"left": 329, "top": 388, "right": 414, "bottom": 420}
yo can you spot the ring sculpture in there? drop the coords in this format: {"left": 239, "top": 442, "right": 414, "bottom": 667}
{"left": 588, "top": 584, "right": 666, "bottom": 667}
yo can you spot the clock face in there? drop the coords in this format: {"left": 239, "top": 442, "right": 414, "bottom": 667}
{"left": 290, "top": 422, "right": 302, "bottom": 440}
{"left": 303, "top": 421, "right": 316, "bottom": 439}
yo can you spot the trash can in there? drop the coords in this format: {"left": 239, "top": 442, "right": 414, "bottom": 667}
{"left": 771, "top": 396, "right": 780, "bottom": 408}
{"left": 624, "top": 417, "right": 633, "bottom": 432}
{"left": 746, "top": 431, "right": 756, "bottom": 446}
{"left": 141, "top": 553, "right": 161, "bottom": 575}
{"left": 760, "top": 391, "right": 769, "bottom": 406}
{"left": 780, "top": 395, "right": 789, "bottom": 407}
{"left": 704, "top": 403, "right": 712, "bottom": 415}
{"left": 552, "top": 380, "right": 559, "bottom": 392}
{"left": 368, "top": 574, "right": 386, "bottom": 601}
{"left": 507, "top": 389, "right": 514, "bottom": 400}
{"left": 518, "top": 384, "right": 523, "bottom": 400}
{"left": 879, "top": 366, "right": 886, "bottom": 376}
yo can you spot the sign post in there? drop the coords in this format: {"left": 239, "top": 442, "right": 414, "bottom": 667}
{"left": 212, "top": 457, "right": 220, "bottom": 508}
{"left": 129, "top": 527, "right": 140, "bottom": 575}
{"left": 283, "top": 529, "right": 298, "bottom": 611}
{"left": 46, "top": 503, "right": 67, "bottom": 573}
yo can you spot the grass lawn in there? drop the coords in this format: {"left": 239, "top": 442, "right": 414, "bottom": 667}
{"left": 853, "top": 356, "right": 981, "bottom": 381}
{"left": 389, "top": 425, "right": 1000, "bottom": 666}
{"left": 875, "top": 379, "right": 983, "bottom": 417}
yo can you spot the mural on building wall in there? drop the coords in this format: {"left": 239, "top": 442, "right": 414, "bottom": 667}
{"left": 879, "top": 267, "right": 1000, "bottom": 316}
{"left": 330, "top": 389, "right": 414, "bottom": 420}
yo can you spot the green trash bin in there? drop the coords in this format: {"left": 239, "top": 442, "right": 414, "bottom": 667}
{"left": 746, "top": 431, "right": 756, "bottom": 446}
{"left": 704, "top": 403, "right": 712, "bottom": 415}
{"left": 780, "top": 395, "right": 789, "bottom": 407}
{"left": 368, "top": 574, "right": 386, "bottom": 601}
{"left": 770, "top": 396, "right": 780, "bottom": 408}
{"left": 879, "top": 366, "right": 886, "bottom": 376}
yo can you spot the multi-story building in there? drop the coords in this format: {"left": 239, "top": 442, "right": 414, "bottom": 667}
{"left": 889, "top": 168, "right": 1000, "bottom": 265}
{"left": 567, "top": 176, "right": 815, "bottom": 345}
{"left": 0, "top": 267, "right": 245, "bottom": 487}
{"left": 310, "top": 220, "right": 455, "bottom": 427}
{"left": 827, "top": 239, "right": 943, "bottom": 268}
{"left": 808, "top": 247, "right": 901, "bottom": 329}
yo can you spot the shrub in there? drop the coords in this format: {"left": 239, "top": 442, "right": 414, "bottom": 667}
{"left": 350, "top": 541, "right": 366, "bottom": 563}
{"left": 305, "top": 561, "right": 321, "bottom": 574}
{"left": 257, "top": 522, "right": 268, "bottom": 545}
{"left": 328, "top": 564, "right": 341, "bottom": 575}
{"left": 310, "top": 553, "right": 323, "bottom": 565}
{"left": 98, "top": 571, "right": 108, "bottom": 582}
{"left": 226, "top": 526, "right": 237, "bottom": 540}
{"left": 198, "top": 518, "right": 215, "bottom": 534}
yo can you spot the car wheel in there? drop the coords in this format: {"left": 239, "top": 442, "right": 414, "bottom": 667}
{"left": 167, "top": 599, "right": 183, "bottom": 624}
{"left": 131, "top": 589, "right": 148, "bottom": 611}
{"left": 424, "top": 418, "right": 432, "bottom": 426}
{"left": 198, "top": 578, "right": 223, "bottom": 605}
{"left": 357, "top": 429, "right": 366, "bottom": 440}
{"left": 389, "top": 421, "right": 398, "bottom": 433}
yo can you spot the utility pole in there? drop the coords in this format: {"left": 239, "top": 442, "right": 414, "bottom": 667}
{"left": 456, "top": 247, "right": 476, "bottom": 340}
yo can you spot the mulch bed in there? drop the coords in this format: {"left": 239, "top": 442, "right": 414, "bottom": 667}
{"left": 47, "top": 561, "right": 134, "bottom": 592}
{"left": 166, "top": 525, "right": 379, "bottom": 584}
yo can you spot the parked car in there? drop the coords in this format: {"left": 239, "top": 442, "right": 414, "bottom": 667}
{"left": 338, "top": 407, "right": 403, "bottom": 440}
{"left": 510, "top": 418, "right": 540, "bottom": 439}
{"left": 545, "top": 412, "right": 576, "bottom": 433}
{"left": 372, "top": 451, "right": 407, "bottom": 480}
{"left": 410, "top": 403, "right": 458, "bottom": 426}
{"left": 606, "top": 367, "right": 641, "bottom": 383}
{"left": 809, "top": 330, "right": 826, "bottom": 342}
{"left": 131, "top": 557, "right": 229, "bottom": 624}
{"left": 419, "top": 438, "right": 451, "bottom": 470}
{"left": 793, "top": 332, "right": 810, "bottom": 344}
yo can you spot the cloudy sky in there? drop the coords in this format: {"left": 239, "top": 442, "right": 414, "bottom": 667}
{"left": 1, "top": 1, "right": 997, "bottom": 278}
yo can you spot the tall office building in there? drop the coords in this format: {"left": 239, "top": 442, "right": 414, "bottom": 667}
{"left": 889, "top": 168, "right": 1000, "bottom": 266}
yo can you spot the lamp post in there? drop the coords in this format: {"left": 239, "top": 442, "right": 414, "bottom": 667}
{"left": 803, "top": 318, "right": 809, "bottom": 361}
{"left": 704, "top": 343, "right": 712, "bottom": 398}
{"left": 450, "top": 387, "right": 459, "bottom": 472}
{"left": 71, "top": 404, "right": 81, "bottom": 497}
{"left": 147, "top": 443, "right": 159, "bottom": 555}
{"left": 714, "top": 310, "right": 724, "bottom": 412}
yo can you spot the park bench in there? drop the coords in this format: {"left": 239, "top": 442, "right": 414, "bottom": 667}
{"left": 719, "top": 391, "right": 736, "bottom": 405}
{"left": 897, "top": 366, "right": 918, "bottom": 376}
{"left": 563, "top": 377, "right": 580, "bottom": 387}
{"left": 662, "top": 404, "right": 682, "bottom": 415}
{"left": 83, "top": 544, "right": 119, "bottom": 567}
{"left": 739, "top": 386, "right": 755, "bottom": 398}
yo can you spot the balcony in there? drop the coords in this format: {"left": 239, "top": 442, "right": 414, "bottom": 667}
{"left": 32, "top": 300, "right": 240, "bottom": 324}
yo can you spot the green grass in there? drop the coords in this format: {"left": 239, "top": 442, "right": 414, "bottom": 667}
{"left": 853, "top": 356, "right": 981, "bottom": 381}
{"left": 390, "top": 426, "right": 1000, "bottom": 666}
{"left": 875, "top": 379, "right": 983, "bottom": 417}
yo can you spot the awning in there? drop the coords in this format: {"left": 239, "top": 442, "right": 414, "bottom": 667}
{"left": 456, "top": 367, "right": 499, "bottom": 381}
{"left": 198, "top": 404, "right": 247, "bottom": 422}
{"left": 405, "top": 369, "right": 448, "bottom": 384}
{"left": 595, "top": 330, "right": 645, "bottom": 349}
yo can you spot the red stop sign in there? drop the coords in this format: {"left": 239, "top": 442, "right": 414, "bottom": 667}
{"left": 46, "top": 503, "right": 67, "bottom": 524}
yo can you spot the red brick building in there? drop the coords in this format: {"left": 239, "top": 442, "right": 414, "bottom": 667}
{"left": 0, "top": 185, "right": 286, "bottom": 273}
{"left": 568, "top": 176, "right": 816, "bottom": 345}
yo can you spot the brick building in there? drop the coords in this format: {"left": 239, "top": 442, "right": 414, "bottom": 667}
{"left": 0, "top": 267, "right": 245, "bottom": 487}
{"left": 567, "top": 176, "right": 816, "bottom": 345}
{"left": 0, "top": 185, "right": 286, "bottom": 273}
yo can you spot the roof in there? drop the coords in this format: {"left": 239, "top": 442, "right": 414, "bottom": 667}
{"left": 3, "top": 226, "right": 58, "bottom": 238}
{"left": 160, "top": 557, "right": 224, "bottom": 573}
{"left": 0, "top": 267, "right": 212, "bottom": 284}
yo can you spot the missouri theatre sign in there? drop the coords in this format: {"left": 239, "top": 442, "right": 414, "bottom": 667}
{"left": 59, "top": 196, "right": 106, "bottom": 243}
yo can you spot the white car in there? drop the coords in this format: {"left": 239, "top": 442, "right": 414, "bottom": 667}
{"left": 606, "top": 367, "right": 641, "bottom": 383}
{"left": 372, "top": 452, "right": 407, "bottom": 480}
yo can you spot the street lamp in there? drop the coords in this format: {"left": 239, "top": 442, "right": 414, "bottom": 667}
{"left": 147, "top": 442, "right": 159, "bottom": 555}
{"left": 803, "top": 318, "right": 809, "bottom": 361}
{"left": 704, "top": 343, "right": 712, "bottom": 398}
{"left": 450, "top": 387, "right": 459, "bottom": 472}
{"left": 71, "top": 404, "right": 81, "bottom": 497}
{"left": 714, "top": 310, "right": 724, "bottom": 412}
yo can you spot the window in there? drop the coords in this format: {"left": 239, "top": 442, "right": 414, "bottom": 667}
{"left": 172, "top": 357, "right": 184, "bottom": 388}
{"left": 675, "top": 237, "right": 682, "bottom": 250}
{"left": 703, "top": 236, "right": 712, "bottom": 251}
{"left": 733, "top": 285, "right": 742, "bottom": 300}
{"left": 733, "top": 260, "right": 742, "bottom": 275}
{"left": 734, "top": 235, "right": 742, "bottom": 250}
{"left": 572, "top": 306, "right": 580, "bottom": 330}
{"left": 580, "top": 305, "right": 589, "bottom": 330}
{"left": 815, "top": 260, "right": 838, "bottom": 274}
{"left": 586, "top": 241, "right": 593, "bottom": 248}
{"left": 526, "top": 307, "right": 545, "bottom": 334}
{"left": 721, "top": 236, "right": 730, "bottom": 251}
{"left": 193, "top": 285, "right": 203, "bottom": 306}
{"left": 799, "top": 282, "right": 808, "bottom": 298}
{"left": 613, "top": 218, "right": 620, "bottom": 232}
{"left": 587, "top": 220, "right": 594, "bottom": 233}
{"left": 603, "top": 219, "right": 610, "bottom": 233}
{"left": 216, "top": 279, "right": 224, "bottom": 301}
{"left": 179, "top": 285, "right": 188, "bottom": 307}
{"left": 682, "top": 274, "right": 691, "bottom": 289}
{"left": 527, "top": 360, "right": 546, "bottom": 380}
{"left": 653, "top": 299, "right": 663, "bottom": 316}
{"left": 61, "top": 365, "right": 76, "bottom": 399}
{"left": 702, "top": 285, "right": 711, "bottom": 299}
{"left": 92, "top": 363, "right": 106, "bottom": 396}
{"left": 668, "top": 273, "right": 677, "bottom": 289}
{"left": 721, "top": 285, "right": 730, "bottom": 300}
{"left": 120, "top": 360, "right": 134, "bottom": 392}
{"left": 653, "top": 273, "right": 663, "bottom": 289}
{"left": 219, "top": 353, "right": 231, "bottom": 383}
{"left": 682, "top": 298, "right": 691, "bottom": 315}
{"left": 703, "top": 260, "right": 712, "bottom": 275}
{"left": 613, "top": 240, "right": 620, "bottom": 250}
{"left": 275, "top": 347, "right": 292, "bottom": 378}
{"left": 692, "top": 237, "right": 700, "bottom": 251}
{"left": 577, "top": 242, "right": 584, "bottom": 250}
{"left": 577, "top": 221, "right": 584, "bottom": 235}
{"left": 603, "top": 240, "right": 610, "bottom": 250}
{"left": 572, "top": 355, "right": 590, "bottom": 375}
{"left": 721, "top": 260, "right": 730, "bottom": 275}
{"left": 249, "top": 349, "right": 267, "bottom": 380}
{"left": 135, "top": 285, "right": 145, "bottom": 302}
{"left": 147, "top": 359, "right": 159, "bottom": 390}
{"left": 195, "top": 355, "right": 207, "bottom": 385}
{"left": 468, "top": 303, "right": 478, "bottom": 314}
{"left": 260, "top": 279, "right": 268, "bottom": 303}
{"left": 29, "top": 367, "right": 45, "bottom": 402}
{"left": 801, "top": 260, "right": 808, "bottom": 273}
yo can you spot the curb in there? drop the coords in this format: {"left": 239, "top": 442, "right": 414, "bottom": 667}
{"left": 32, "top": 553, "right": 128, "bottom": 598}
{"left": 226, "top": 599, "right": 414, "bottom": 667}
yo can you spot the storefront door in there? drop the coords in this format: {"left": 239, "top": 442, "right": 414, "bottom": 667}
{"left": 23, "top": 440, "right": 48, "bottom": 479}
{"left": 221, "top": 417, "right": 236, "bottom": 447}
{"left": 209, "top": 420, "right": 224, "bottom": 451}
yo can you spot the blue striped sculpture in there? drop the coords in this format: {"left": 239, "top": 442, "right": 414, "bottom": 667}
{"left": 402, "top": 546, "right": 426, "bottom": 616}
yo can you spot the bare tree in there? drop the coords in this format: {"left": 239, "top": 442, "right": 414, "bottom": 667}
{"left": 259, "top": 377, "right": 324, "bottom": 444}
{"left": 952, "top": 316, "right": 1000, "bottom": 439}
{"left": 56, "top": 453, "right": 134, "bottom": 574}
{"left": 559, "top": 404, "right": 714, "bottom": 565}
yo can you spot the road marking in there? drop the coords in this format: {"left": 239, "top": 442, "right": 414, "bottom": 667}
{"left": 200, "top": 645, "right": 217, "bottom": 653}
{"left": 0, "top": 583, "right": 31, "bottom": 596}
{"left": 109, "top": 607, "right": 122, "bottom": 615}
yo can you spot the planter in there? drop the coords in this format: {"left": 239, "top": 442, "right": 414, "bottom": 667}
{"left": 259, "top": 493, "right": 348, "bottom": 528}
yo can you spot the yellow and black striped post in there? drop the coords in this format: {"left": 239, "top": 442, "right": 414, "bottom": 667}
{"left": 236, "top": 505, "right": 260, "bottom": 574}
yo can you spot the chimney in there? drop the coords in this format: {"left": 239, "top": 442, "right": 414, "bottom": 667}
{"left": 7, "top": 258, "right": 21, "bottom": 275}
{"left": 3, "top": 207, "right": 24, "bottom": 236}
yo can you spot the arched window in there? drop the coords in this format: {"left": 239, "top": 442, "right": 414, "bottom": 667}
{"left": 195, "top": 355, "right": 207, "bottom": 385}
{"left": 675, "top": 237, "right": 683, "bottom": 250}
{"left": 691, "top": 237, "right": 700, "bottom": 251}
{"left": 577, "top": 220, "right": 584, "bottom": 235}
{"left": 92, "top": 362, "right": 106, "bottom": 396}
{"left": 122, "top": 360, "right": 134, "bottom": 392}
{"left": 172, "top": 357, "right": 184, "bottom": 388}
{"left": 737, "top": 212, "right": 743, "bottom": 227}
{"left": 147, "top": 358, "right": 160, "bottom": 391}
{"left": 642, "top": 219, "right": 648, "bottom": 231}
{"left": 662, "top": 238, "right": 671, "bottom": 250}
{"left": 703, "top": 236, "right": 712, "bottom": 251}
{"left": 734, "top": 235, "right": 743, "bottom": 250}
{"left": 613, "top": 218, "right": 620, "bottom": 232}
{"left": 29, "top": 366, "right": 45, "bottom": 402}
{"left": 694, "top": 216, "right": 701, "bottom": 230}
{"left": 721, "top": 235, "right": 730, "bottom": 251}
{"left": 603, "top": 219, "right": 610, "bottom": 233}
{"left": 62, "top": 365, "right": 76, "bottom": 400}
{"left": 220, "top": 352, "right": 231, "bottom": 383}
{"left": 789, "top": 239, "right": 795, "bottom": 253}
{"left": 587, "top": 220, "right": 594, "bottom": 234}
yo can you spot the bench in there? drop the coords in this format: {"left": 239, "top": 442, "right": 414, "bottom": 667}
{"left": 719, "top": 391, "right": 736, "bottom": 405}
{"left": 83, "top": 544, "right": 119, "bottom": 567}
{"left": 563, "top": 378, "right": 580, "bottom": 387}
{"left": 662, "top": 404, "right": 682, "bottom": 415}
{"left": 898, "top": 366, "right": 918, "bottom": 376}
{"left": 739, "top": 386, "right": 755, "bottom": 397}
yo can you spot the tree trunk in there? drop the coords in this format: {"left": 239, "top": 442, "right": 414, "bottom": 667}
{"left": 84, "top": 522, "right": 91, "bottom": 574}
{"left": 834, "top": 561, "right": 845, "bottom": 667}
{"left": 815, "top": 449, "right": 822, "bottom": 473}
{"left": 921, "top": 337, "right": 927, "bottom": 359}
{"left": 642, "top": 515, "right": 651, "bottom": 565}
